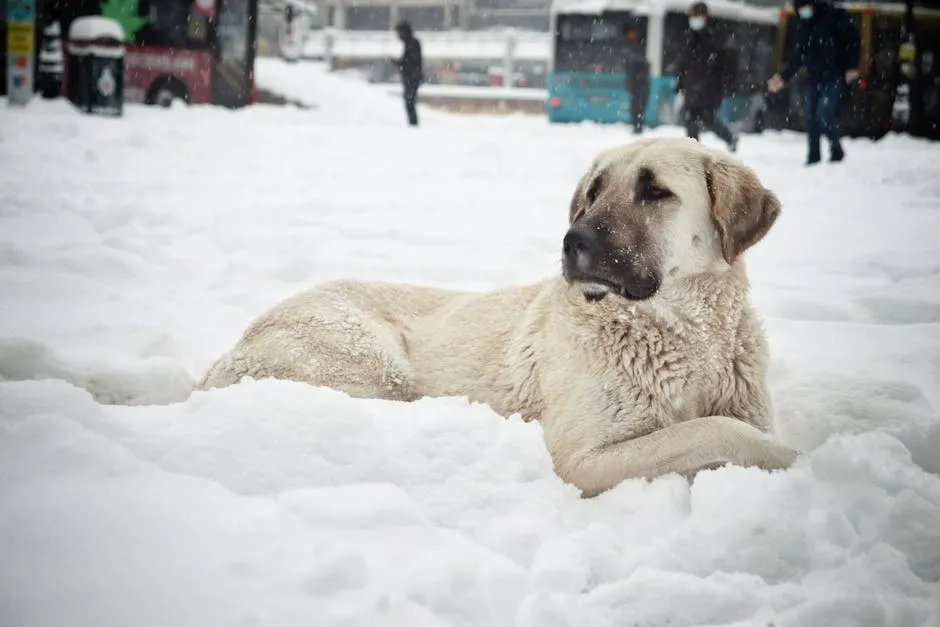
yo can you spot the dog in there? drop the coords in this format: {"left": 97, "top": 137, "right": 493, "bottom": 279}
{"left": 198, "top": 137, "right": 798, "bottom": 497}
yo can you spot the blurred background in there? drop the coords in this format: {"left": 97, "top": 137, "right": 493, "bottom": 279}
{"left": 3, "top": 0, "right": 939, "bottom": 137}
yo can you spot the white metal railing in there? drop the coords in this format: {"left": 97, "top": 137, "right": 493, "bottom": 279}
{"left": 303, "top": 28, "right": 552, "bottom": 66}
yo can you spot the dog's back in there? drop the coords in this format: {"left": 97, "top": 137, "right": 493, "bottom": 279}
{"left": 198, "top": 278, "right": 550, "bottom": 411}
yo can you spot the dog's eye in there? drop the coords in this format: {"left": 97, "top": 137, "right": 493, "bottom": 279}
{"left": 636, "top": 169, "right": 674, "bottom": 203}
{"left": 642, "top": 183, "right": 673, "bottom": 202}
{"left": 586, "top": 175, "right": 604, "bottom": 204}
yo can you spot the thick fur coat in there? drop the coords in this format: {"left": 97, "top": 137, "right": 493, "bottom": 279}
{"left": 199, "top": 138, "right": 798, "bottom": 496}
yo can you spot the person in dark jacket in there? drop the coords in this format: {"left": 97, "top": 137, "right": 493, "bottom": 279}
{"left": 768, "top": 0, "right": 860, "bottom": 164}
{"left": 390, "top": 20, "right": 424, "bottom": 126}
{"left": 675, "top": 2, "right": 738, "bottom": 152}
{"left": 624, "top": 26, "right": 651, "bottom": 134}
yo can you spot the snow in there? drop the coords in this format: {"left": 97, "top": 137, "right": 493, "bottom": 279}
{"left": 67, "top": 16, "right": 126, "bottom": 49}
{"left": 1, "top": 60, "right": 940, "bottom": 626}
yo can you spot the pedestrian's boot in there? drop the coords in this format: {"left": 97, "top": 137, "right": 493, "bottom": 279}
{"left": 806, "top": 135, "right": 821, "bottom": 166}
{"left": 830, "top": 143, "right": 845, "bottom": 163}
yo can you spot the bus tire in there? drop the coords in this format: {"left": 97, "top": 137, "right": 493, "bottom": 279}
{"left": 146, "top": 77, "right": 189, "bottom": 108}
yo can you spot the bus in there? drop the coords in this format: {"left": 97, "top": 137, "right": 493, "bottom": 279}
{"left": 770, "top": 1, "right": 940, "bottom": 139}
{"left": 47, "top": 0, "right": 258, "bottom": 108}
{"left": 546, "top": 0, "right": 780, "bottom": 131}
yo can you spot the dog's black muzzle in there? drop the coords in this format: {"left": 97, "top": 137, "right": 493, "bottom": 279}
{"left": 562, "top": 224, "right": 660, "bottom": 301}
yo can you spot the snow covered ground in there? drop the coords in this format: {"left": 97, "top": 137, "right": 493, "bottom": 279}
{"left": 1, "top": 60, "right": 939, "bottom": 627}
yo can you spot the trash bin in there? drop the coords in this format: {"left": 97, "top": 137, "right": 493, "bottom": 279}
{"left": 66, "top": 16, "right": 125, "bottom": 116}
{"left": 39, "top": 21, "right": 65, "bottom": 99}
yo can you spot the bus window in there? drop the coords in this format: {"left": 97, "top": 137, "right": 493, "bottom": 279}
{"left": 915, "top": 15, "right": 940, "bottom": 75}
{"left": 751, "top": 26, "right": 777, "bottom": 87}
{"left": 870, "top": 13, "right": 901, "bottom": 87}
{"left": 660, "top": 11, "right": 768, "bottom": 94}
{"left": 922, "top": 21, "right": 940, "bottom": 132}
{"left": 707, "top": 15, "right": 733, "bottom": 43}
{"left": 710, "top": 17, "right": 750, "bottom": 96}
{"left": 730, "top": 22, "right": 776, "bottom": 94}
{"left": 662, "top": 11, "right": 688, "bottom": 75}
{"left": 137, "top": 0, "right": 211, "bottom": 50}
{"left": 554, "top": 13, "right": 646, "bottom": 74}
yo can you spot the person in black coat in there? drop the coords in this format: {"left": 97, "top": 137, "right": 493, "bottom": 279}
{"left": 390, "top": 20, "right": 424, "bottom": 126}
{"left": 768, "top": 0, "right": 860, "bottom": 164}
{"left": 623, "top": 26, "right": 651, "bottom": 134}
{"left": 675, "top": 2, "right": 738, "bottom": 152}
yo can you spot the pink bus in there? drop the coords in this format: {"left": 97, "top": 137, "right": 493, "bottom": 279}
{"left": 53, "top": 0, "right": 257, "bottom": 108}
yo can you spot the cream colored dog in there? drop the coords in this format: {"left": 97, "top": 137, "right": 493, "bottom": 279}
{"left": 199, "top": 137, "right": 798, "bottom": 497}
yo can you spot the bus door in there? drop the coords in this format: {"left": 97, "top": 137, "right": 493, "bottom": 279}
{"left": 860, "top": 9, "right": 901, "bottom": 137}
{"left": 912, "top": 11, "right": 940, "bottom": 137}
{"left": 211, "top": 0, "right": 257, "bottom": 108}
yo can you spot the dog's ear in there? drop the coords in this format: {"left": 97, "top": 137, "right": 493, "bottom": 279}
{"left": 704, "top": 156, "right": 781, "bottom": 265}
{"left": 568, "top": 162, "right": 605, "bottom": 224}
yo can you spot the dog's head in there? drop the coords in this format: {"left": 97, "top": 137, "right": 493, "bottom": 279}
{"left": 562, "top": 138, "right": 781, "bottom": 302}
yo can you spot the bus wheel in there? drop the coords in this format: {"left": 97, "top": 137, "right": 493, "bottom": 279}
{"left": 147, "top": 78, "right": 189, "bottom": 108}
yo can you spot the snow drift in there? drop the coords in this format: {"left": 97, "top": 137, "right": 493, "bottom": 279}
{"left": 0, "top": 61, "right": 938, "bottom": 626}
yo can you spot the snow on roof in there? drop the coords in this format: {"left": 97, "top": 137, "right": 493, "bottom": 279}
{"left": 552, "top": 0, "right": 613, "bottom": 14}
{"left": 67, "top": 16, "right": 125, "bottom": 42}
{"left": 551, "top": 0, "right": 779, "bottom": 23}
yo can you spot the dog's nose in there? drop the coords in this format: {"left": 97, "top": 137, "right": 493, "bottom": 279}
{"left": 563, "top": 227, "right": 597, "bottom": 267}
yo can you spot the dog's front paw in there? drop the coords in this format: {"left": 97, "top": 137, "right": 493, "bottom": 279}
{"left": 732, "top": 436, "right": 799, "bottom": 473}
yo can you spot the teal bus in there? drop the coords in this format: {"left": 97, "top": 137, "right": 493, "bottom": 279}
{"left": 546, "top": 0, "right": 780, "bottom": 131}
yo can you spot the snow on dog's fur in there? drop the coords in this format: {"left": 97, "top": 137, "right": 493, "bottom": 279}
{"left": 199, "top": 138, "right": 798, "bottom": 496}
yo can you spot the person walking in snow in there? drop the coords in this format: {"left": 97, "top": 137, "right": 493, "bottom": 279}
{"left": 623, "top": 26, "right": 651, "bottom": 135}
{"left": 390, "top": 20, "right": 424, "bottom": 127}
{"left": 767, "top": 0, "right": 860, "bottom": 165}
{"left": 674, "top": 2, "right": 738, "bottom": 152}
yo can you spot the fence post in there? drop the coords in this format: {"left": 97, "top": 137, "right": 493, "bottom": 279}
{"left": 504, "top": 28, "right": 517, "bottom": 90}
{"left": 324, "top": 28, "right": 335, "bottom": 70}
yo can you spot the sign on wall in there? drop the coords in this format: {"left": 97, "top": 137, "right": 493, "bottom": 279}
{"left": 6, "top": 0, "right": 36, "bottom": 106}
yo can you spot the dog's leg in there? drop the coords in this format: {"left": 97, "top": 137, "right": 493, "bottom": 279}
{"left": 554, "top": 416, "right": 798, "bottom": 498}
{"left": 197, "top": 313, "right": 418, "bottom": 402}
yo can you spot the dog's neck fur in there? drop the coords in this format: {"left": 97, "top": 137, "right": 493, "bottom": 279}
{"left": 538, "top": 260, "right": 762, "bottom": 435}
{"left": 647, "top": 260, "right": 751, "bottom": 331}
{"left": 561, "top": 260, "right": 752, "bottom": 338}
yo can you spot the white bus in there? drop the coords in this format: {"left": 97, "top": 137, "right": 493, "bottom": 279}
{"left": 546, "top": 0, "right": 779, "bottom": 130}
